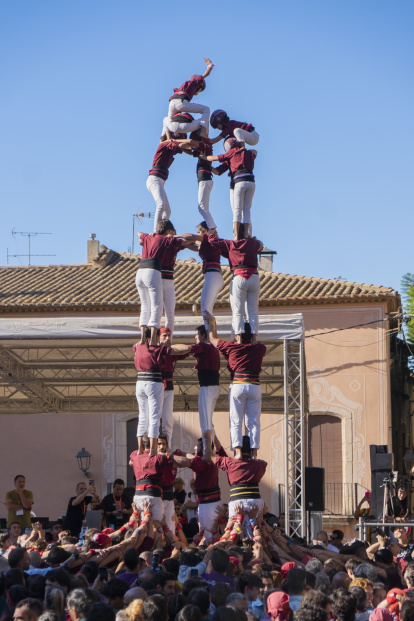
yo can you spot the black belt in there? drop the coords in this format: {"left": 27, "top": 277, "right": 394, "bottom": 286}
{"left": 198, "top": 369, "right": 220, "bottom": 387}
{"left": 230, "top": 482, "right": 261, "bottom": 501}
{"left": 139, "top": 257, "right": 161, "bottom": 271}
{"left": 171, "top": 94, "right": 189, "bottom": 101}
{"left": 197, "top": 485, "right": 221, "bottom": 504}
{"left": 137, "top": 371, "right": 163, "bottom": 383}
{"left": 135, "top": 478, "right": 162, "bottom": 498}
{"left": 163, "top": 485, "right": 174, "bottom": 501}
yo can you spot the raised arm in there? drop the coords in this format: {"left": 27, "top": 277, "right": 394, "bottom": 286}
{"left": 202, "top": 57, "right": 214, "bottom": 79}
{"left": 203, "top": 311, "right": 219, "bottom": 347}
{"left": 72, "top": 485, "right": 95, "bottom": 507}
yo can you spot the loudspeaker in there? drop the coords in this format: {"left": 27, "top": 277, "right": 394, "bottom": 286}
{"left": 305, "top": 467, "right": 325, "bottom": 511}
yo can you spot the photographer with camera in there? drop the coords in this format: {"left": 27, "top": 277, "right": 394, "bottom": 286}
{"left": 387, "top": 486, "right": 410, "bottom": 521}
{"left": 64, "top": 482, "right": 101, "bottom": 537}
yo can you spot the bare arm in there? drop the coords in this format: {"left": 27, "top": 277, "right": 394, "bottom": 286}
{"left": 172, "top": 455, "right": 192, "bottom": 468}
{"left": 170, "top": 345, "right": 191, "bottom": 354}
{"left": 202, "top": 57, "right": 214, "bottom": 79}
{"left": 175, "top": 234, "right": 203, "bottom": 242}
{"left": 209, "top": 135, "right": 223, "bottom": 145}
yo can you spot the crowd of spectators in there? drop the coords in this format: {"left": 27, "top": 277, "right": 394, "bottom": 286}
{"left": 2, "top": 476, "right": 414, "bottom": 621}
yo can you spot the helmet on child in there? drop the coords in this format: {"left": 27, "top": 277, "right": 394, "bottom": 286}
{"left": 210, "top": 109, "right": 228, "bottom": 129}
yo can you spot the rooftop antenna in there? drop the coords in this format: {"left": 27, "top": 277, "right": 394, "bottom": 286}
{"left": 131, "top": 210, "right": 154, "bottom": 253}
{"left": 8, "top": 229, "right": 56, "bottom": 265}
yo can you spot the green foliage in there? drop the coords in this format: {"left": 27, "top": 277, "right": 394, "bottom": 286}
{"left": 401, "top": 273, "right": 414, "bottom": 363}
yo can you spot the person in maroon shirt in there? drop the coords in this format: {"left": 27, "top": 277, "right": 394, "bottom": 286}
{"left": 157, "top": 434, "right": 179, "bottom": 534}
{"left": 201, "top": 138, "right": 257, "bottom": 240}
{"left": 206, "top": 312, "right": 266, "bottom": 459}
{"left": 137, "top": 220, "right": 192, "bottom": 345}
{"left": 167, "top": 58, "right": 214, "bottom": 133}
{"left": 176, "top": 223, "right": 224, "bottom": 333}
{"left": 209, "top": 109, "right": 260, "bottom": 148}
{"left": 173, "top": 131, "right": 217, "bottom": 232}
{"left": 187, "top": 324, "right": 221, "bottom": 461}
{"left": 173, "top": 438, "right": 222, "bottom": 544}
{"left": 158, "top": 327, "right": 190, "bottom": 448}
{"left": 214, "top": 432, "right": 267, "bottom": 538}
{"left": 129, "top": 435, "right": 171, "bottom": 526}
{"left": 147, "top": 139, "right": 183, "bottom": 232}
{"left": 158, "top": 224, "right": 188, "bottom": 335}
{"left": 208, "top": 225, "right": 263, "bottom": 340}
{"left": 133, "top": 327, "right": 190, "bottom": 455}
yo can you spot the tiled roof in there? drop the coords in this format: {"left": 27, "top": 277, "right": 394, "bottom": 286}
{"left": 0, "top": 249, "right": 400, "bottom": 313}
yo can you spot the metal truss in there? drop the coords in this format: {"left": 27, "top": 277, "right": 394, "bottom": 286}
{"left": 0, "top": 341, "right": 286, "bottom": 414}
{"left": 0, "top": 347, "right": 63, "bottom": 412}
{"left": 284, "top": 338, "right": 306, "bottom": 538}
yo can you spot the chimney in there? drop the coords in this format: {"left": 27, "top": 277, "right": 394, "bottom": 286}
{"left": 87, "top": 233, "right": 100, "bottom": 262}
{"left": 258, "top": 247, "right": 277, "bottom": 272}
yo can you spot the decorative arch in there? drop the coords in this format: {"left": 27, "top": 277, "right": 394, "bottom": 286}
{"left": 308, "top": 376, "right": 364, "bottom": 514}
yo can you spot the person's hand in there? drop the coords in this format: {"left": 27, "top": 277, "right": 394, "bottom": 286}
{"left": 204, "top": 57, "right": 213, "bottom": 65}
{"left": 58, "top": 530, "right": 70, "bottom": 542}
{"left": 142, "top": 499, "right": 152, "bottom": 512}
{"left": 246, "top": 504, "right": 259, "bottom": 519}
{"left": 88, "top": 485, "right": 97, "bottom": 495}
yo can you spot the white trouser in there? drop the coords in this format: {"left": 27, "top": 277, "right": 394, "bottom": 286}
{"left": 198, "top": 385, "right": 221, "bottom": 434}
{"left": 162, "top": 278, "right": 176, "bottom": 333}
{"left": 228, "top": 499, "right": 264, "bottom": 538}
{"left": 232, "top": 180, "right": 255, "bottom": 226}
{"left": 229, "top": 383, "right": 262, "bottom": 449}
{"left": 167, "top": 100, "right": 210, "bottom": 129}
{"left": 136, "top": 381, "right": 164, "bottom": 438}
{"left": 201, "top": 272, "right": 225, "bottom": 330}
{"left": 135, "top": 268, "right": 163, "bottom": 328}
{"left": 163, "top": 115, "right": 205, "bottom": 136}
{"left": 163, "top": 499, "right": 175, "bottom": 532}
{"left": 230, "top": 274, "right": 260, "bottom": 335}
{"left": 133, "top": 496, "right": 164, "bottom": 522}
{"left": 233, "top": 129, "right": 260, "bottom": 146}
{"left": 198, "top": 501, "right": 222, "bottom": 545}
{"left": 161, "top": 389, "right": 174, "bottom": 448}
{"left": 197, "top": 180, "right": 216, "bottom": 229}
{"left": 146, "top": 176, "right": 171, "bottom": 232}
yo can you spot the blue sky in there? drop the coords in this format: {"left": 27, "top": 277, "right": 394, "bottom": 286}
{"left": 0, "top": 1, "right": 413, "bottom": 293}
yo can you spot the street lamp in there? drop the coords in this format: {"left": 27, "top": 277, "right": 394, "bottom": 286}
{"left": 76, "top": 448, "right": 92, "bottom": 477}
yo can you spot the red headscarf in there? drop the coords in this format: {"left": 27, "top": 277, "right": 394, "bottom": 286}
{"left": 267, "top": 592, "right": 291, "bottom": 621}
{"left": 280, "top": 561, "right": 296, "bottom": 578}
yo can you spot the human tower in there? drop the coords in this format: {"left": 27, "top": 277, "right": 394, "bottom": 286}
{"left": 130, "top": 59, "right": 268, "bottom": 542}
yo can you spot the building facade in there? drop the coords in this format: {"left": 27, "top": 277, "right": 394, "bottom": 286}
{"left": 0, "top": 239, "right": 404, "bottom": 533}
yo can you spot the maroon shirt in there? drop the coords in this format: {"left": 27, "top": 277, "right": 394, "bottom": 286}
{"left": 169, "top": 74, "right": 206, "bottom": 102}
{"left": 219, "top": 120, "right": 254, "bottom": 138}
{"left": 216, "top": 147, "right": 256, "bottom": 176}
{"left": 190, "top": 456, "right": 221, "bottom": 503}
{"left": 162, "top": 351, "right": 190, "bottom": 389}
{"left": 140, "top": 233, "right": 181, "bottom": 263}
{"left": 208, "top": 236, "right": 261, "bottom": 270}
{"left": 130, "top": 450, "right": 169, "bottom": 485}
{"left": 160, "top": 237, "right": 183, "bottom": 270}
{"left": 149, "top": 141, "right": 182, "bottom": 180}
{"left": 190, "top": 341, "right": 221, "bottom": 372}
{"left": 215, "top": 447, "right": 267, "bottom": 485}
{"left": 133, "top": 343, "right": 170, "bottom": 373}
{"left": 199, "top": 234, "right": 221, "bottom": 273}
{"left": 216, "top": 341, "right": 266, "bottom": 377}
